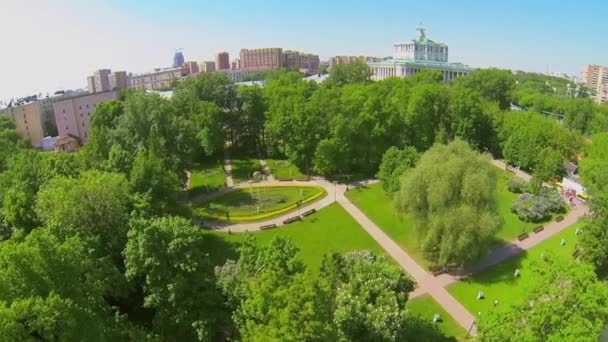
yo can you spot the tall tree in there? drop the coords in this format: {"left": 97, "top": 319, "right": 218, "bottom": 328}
{"left": 395, "top": 140, "right": 501, "bottom": 266}
{"left": 327, "top": 61, "right": 373, "bottom": 87}
{"left": 124, "top": 216, "right": 224, "bottom": 341}
{"left": 455, "top": 68, "right": 516, "bottom": 110}
{"left": 377, "top": 146, "right": 419, "bottom": 193}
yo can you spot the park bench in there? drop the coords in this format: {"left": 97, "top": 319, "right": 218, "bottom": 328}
{"left": 260, "top": 224, "right": 277, "bottom": 230}
{"left": 533, "top": 226, "right": 544, "bottom": 233}
{"left": 555, "top": 215, "right": 565, "bottom": 222}
{"left": 517, "top": 232, "right": 529, "bottom": 241}
{"left": 302, "top": 209, "right": 316, "bottom": 217}
{"left": 432, "top": 269, "right": 445, "bottom": 276}
{"left": 572, "top": 248, "right": 581, "bottom": 258}
{"left": 279, "top": 178, "right": 294, "bottom": 182}
{"left": 283, "top": 216, "right": 301, "bottom": 225}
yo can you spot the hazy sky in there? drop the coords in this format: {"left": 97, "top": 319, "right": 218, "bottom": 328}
{"left": 1, "top": 0, "right": 607, "bottom": 101}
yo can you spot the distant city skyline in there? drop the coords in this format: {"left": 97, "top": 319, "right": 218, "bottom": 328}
{"left": 1, "top": 0, "right": 607, "bottom": 101}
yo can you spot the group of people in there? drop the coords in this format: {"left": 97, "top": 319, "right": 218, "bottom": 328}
{"left": 560, "top": 188, "right": 578, "bottom": 207}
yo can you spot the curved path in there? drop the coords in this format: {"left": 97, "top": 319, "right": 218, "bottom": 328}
{"left": 197, "top": 161, "right": 589, "bottom": 337}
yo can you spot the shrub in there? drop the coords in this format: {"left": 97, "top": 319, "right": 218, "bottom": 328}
{"left": 511, "top": 188, "right": 566, "bottom": 223}
{"left": 507, "top": 176, "right": 529, "bottom": 193}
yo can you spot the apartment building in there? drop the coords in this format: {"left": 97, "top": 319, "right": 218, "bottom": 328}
{"left": 283, "top": 50, "right": 320, "bottom": 72}
{"left": 329, "top": 55, "right": 383, "bottom": 68}
{"left": 110, "top": 71, "right": 129, "bottom": 90}
{"left": 201, "top": 61, "right": 216, "bottom": 73}
{"left": 581, "top": 64, "right": 608, "bottom": 103}
{"left": 93, "top": 69, "right": 112, "bottom": 93}
{"left": 216, "top": 52, "right": 230, "bottom": 70}
{"left": 185, "top": 61, "right": 200, "bottom": 75}
{"left": 53, "top": 91, "right": 118, "bottom": 142}
{"left": 240, "top": 48, "right": 283, "bottom": 70}
{"left": 0, "top": 100, "right": 53, "bottom": 147}
{"left": 130, "top": 67, "right": 186, "bottom": 91}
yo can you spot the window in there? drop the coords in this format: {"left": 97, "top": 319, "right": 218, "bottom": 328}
{"left": 63, "top": 109, "right": 66, "bottom": 113}
{"left": 86, "top": 104, "right": 89, "bottom": 109}
{"left": 79, "top": 106, "right": 82, "bottom": 110}
{"left": 65, "top": 126, "right": 69, "bottom": 130}
{"left": 82, "top": 122, "right": 85, "bottom": 127}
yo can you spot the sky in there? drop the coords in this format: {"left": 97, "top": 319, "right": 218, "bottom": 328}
{"left": 1, "top": 0, "right": 607, "bottom": 102}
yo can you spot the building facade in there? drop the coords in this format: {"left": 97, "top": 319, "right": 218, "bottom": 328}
{"left": 218, "top": 69, "right": 254, "bottom": 82}
{"left": 185, "top": 61, "right": 200, "bottom": 75}
{"left": 110, "top": 71, "right": 128, "bottom": 90}
{"left": 282, "top": 51, "right": 320, "bottom": 72}
{"left": 581, "top": 64, "right": 608, "bottom": 103}
{"left": 368, "top": 28, "right": 472, "bottom": 82}
{"left": 53, "top": 91, "right": 118, "bottom": 142}
{"left": 329, "top": 56, "right": 383, "bottom": 68}
{"left": 87, "top": 75, "right": 96, "bottom": 93}
{"left": 201, "top": 61, "right": 216, "bottom": 73}
{"left": 174, "top": 51, "right": 185, "bottom": 67}
{"left": 93, "top": 69, "right": 111, "bottom": 93}
{"left": 216, "top": 52, "right": 230, "bottom": 70}
{"left": 240, "top": 48, "right": 283, "bottom": 70}
{"left": 231, "top": 59, "right": 241, "bottom": 70}
{"left": 0, "top": 97, "right": 57, "bottom": 148}
{"left": 130, "top": 67, "right": 185, "bottom": 91}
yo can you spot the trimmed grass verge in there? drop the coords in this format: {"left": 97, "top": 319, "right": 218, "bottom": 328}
{"left": 205, "top": 203, "right": 385, "bottom": 270}
{"left": 267, "top": 159, "right": 308, "bottom": 180}
{"left": 231, "top": 158, "right": 262, "bottom": 184}
{"left": 406, "top": 295, "right": 470, "bottom": 341}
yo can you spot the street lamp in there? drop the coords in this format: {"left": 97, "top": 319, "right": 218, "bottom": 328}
{"left": 333, "top": 181, "right": 338, "bottom": 202}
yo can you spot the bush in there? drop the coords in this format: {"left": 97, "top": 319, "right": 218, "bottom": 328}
{"left": 507, "top": 176, "right": 529, "bottom": 193}
{"left": 511, "top": 188, "right": 566, "bottom": 223}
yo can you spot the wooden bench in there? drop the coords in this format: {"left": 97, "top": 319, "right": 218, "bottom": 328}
{"left": 302, "top": 209, "right": 316, "bottom": 217}
{"left": 432, "top": 269, "right": 445, "bottom": 276}
{"left": 283, "top": 216, "right": 301, "bottom": 225}
{"left": 555, "top": 215, "right": 565, "bottom": 222}
{"left": 517, "top": 233, "right": 530, "bottom": 241}
{"left": 260, "top": 224, "right": 277, "bottom": 230}
{"left": 279, "top": 178, "right": 294, "bottom": 182}
{"left": 572, "top": 248, "right": 581, "bottom": 258}
{"left": 533, "top": 226, "right": 544, "bottom": 233}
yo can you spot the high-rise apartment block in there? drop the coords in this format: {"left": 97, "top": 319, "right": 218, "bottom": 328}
{"left": 201, "top": 61, "right": 216, "bottom": 73}
{"left": 93, "top": 69, "right": 111, "bottom": 93}
{"left": 216, "top": 52, "right": 230, "bottom": 70}
{"left": 185, "top": 61, "right": 200, "bottom": 75}
{"left": 87, "top": 76, "right": 96, "bottom": 93}
{"left": 0, "top": 100, "right": 54, "bottom": 148}
{"left": 231, "top": 59, "right": 241, "bottom": 70}
{"left": 53, "top": 91, "right": 118, "bottom": 142}
{"left": 581, "top": 64, "right": 608, "bottom": 103}
{"left": 240, "top": 48, "right": 283, "bottom": 70}
{"left": 110, "top": 71, "right": 129, "bottom": 90}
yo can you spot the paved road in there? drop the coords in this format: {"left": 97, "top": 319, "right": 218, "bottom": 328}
{"left": 223, "top": 148, "right": 234, "bottom": 187}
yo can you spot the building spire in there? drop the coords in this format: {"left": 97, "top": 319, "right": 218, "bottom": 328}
{"left": 416, "top": 24, "right": 426, "bottom": 40}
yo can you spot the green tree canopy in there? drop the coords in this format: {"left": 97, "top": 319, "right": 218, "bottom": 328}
{"left": 395, "top": 140, "right": 501, "bottom": 266}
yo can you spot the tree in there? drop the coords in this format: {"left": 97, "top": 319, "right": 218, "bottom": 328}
{"left": 455, "top": 68, "right": 516, "bottom": 110}
{"left": 129, "top": 149, "right": 183, "bottom": 217}
{"left": 124, "top": 216, "right": 224, "bottom": 341}
{"left": 330, "top": 252, "right": 415, "bottom": 342}
{"left": 395, "top": 140, "right": 501, "bottom": 266}
{"left": 236, "top": 84, "right": 266, "bottom": 149}
{"left": 478, "top": 256, "right": 608, "bottom": 341}
{"left": 192, "top": 101, "right": 225, "bottom": 157}
{"left": 404, "top": 83, "right": 451, "bottom": 151}
{"left": 377, "top": 146, "right": 419, "bottom": 193}
{"left": 327, "top": 61, "right": 373, "bottom": 87}
{"left": 0, "top": 229, "right": 129, "bottom": 340}
{"left": 35, "top": 171, "right": 131, "bottom": 260}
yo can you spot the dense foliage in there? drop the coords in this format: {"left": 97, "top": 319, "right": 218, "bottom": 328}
{"left": 0, "top": 67, "right": 606, "bottom": 340}
{"left": 510, "top": 188, "right": 566, "bottom": 223}
{"left": 395, "top": 140, "right": 501, "bottom": 266}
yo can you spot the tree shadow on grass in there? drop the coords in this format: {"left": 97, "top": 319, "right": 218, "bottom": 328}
{"left": 461, "top": 244, "right": 528, "bottom": 287}
{"left": 201, "top": 233, "right": 241, "bottom": 267}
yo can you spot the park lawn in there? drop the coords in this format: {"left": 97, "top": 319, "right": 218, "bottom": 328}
{"left": 193, "top": 186, "right": 324, "bottom": 220}
{"left": 267, "top": 159, "right": 308, "bottom": 180}
{"left": 188, "top": 160, "right": 226, "bottom": 197}
{"left": 344, "top": 183, "right": 429, "bottom": 268}
{"left": 447, "top": 219, "right": 586, "bottom": 316}
{"left": 205, "top": 203, "right": 385, "bottom": 270}
{"left": 406, "top": 295, "right": 470, "bottom": 341}
{"left": 231, "top": 158, "right": 262, "bottom": 184}
{"left": 493, "top": 170, "right": 568, "bottom": 242}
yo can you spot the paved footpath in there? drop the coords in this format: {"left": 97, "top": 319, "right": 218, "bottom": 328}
{"left": 223, "top": 149, "right": 234, "bottom": 187}
{"left": 338, "top": 190, "right": 478, "bottom": 336}
{"left": 259, "top": 159, "right": 276, "bottom": 182}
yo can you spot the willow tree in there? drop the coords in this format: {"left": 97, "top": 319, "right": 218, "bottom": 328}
{"left": 395, "top": 139, "right": 501, "bottom": 266}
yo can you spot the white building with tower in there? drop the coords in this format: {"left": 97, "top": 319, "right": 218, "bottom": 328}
{"left": 368, "top": 28, "right": 473, "bottom": 81}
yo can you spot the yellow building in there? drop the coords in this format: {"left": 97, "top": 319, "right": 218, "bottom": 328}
{"left": 0, "top": 100, "right": 53, "bottom": 148}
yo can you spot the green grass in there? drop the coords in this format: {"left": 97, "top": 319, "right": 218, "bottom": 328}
{"left": 345, "top": 183, "right": 429, "bottom": 268}
{"left": 447, "top": 220, "right": 586, "bottom": 316}
{"left": 267, "top": 159, "right": 308, "bottom": 180}
{"left": 193, "top": 186, "right": 324, "bottom": 220}
{"left": 205, "top": 203, "right": 385, "bottom": 270}
{"left": 188, "top": 160, "right": 226, "bottom": 197}
{"left": 407, "top": 295, "right": 471, "bottom": 341}
{"left": 231, "top": 158, "right": 262, "bottom": 184}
